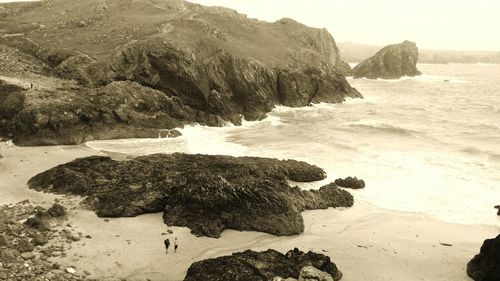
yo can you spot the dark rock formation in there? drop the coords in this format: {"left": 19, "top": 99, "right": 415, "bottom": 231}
{"left": 47, "top": 203, "right": 67, "bottom": 218}
{"left": 352, "top": 41, "right": 421, "bottom": 79}
{"left": 494, "top": 205, "right": 499, "bottom": 216}
{"left": 28, "top": 154, "right": 354, "bottom": 237}
{"left": 334, "top": 177, "right": 365, "bottom": 189}
{"left": 467, "top": 235, "right": 500, "bottom": 281}
{"left": 0, "top": 0, "right": 361, "bottom": 145}
{"left": 184, "top": 248, "right": 342, "bottom": 281}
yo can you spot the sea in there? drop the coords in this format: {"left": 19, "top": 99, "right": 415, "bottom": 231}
{"left": 87, "top": 63, "right": 500, "bottom": 227}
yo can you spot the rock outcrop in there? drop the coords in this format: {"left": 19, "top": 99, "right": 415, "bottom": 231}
{"left": 494, "top": 205, "right": 499, "bottom": 216}
{"left": 28, "top": 154, "right": 354, "bottom": 237}
{"left": 183, "top": 248, "right": 342, "bottom": 281}
{"left": 334, "top": 177, "right": 365, "bottom": 189}
{"left": 352, "top": 41, "right": 421, "bottom": 79}
{"left": 467, "top": 235, "right": 500, "bottom": 281}
{"left": 0, "top": 0, "right": 361, "bottom": 145}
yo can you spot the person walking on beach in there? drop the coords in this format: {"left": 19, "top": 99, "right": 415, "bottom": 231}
{"left": 164, "top": 238, "right": 170, "bottom": 254}
{"left": 174, "top": 237, "right": 178, "bottom": 253}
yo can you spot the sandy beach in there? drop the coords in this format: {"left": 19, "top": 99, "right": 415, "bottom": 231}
{"left": 1, "top": 141, "right": 498, "bottom": 281}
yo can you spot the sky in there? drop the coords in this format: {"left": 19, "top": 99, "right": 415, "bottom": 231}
{"left": 1, "top": 0, "right": 498, "bottom": 51}
{"left": 188, "top": 0, "right": 500, "bottom": 51}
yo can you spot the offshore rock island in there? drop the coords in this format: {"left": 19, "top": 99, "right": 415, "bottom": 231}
{"left": 0, "top": 0, "right": 361, "bottom": 146}
{"left": 351, "top": 40, "right": 421, "bottom": 79}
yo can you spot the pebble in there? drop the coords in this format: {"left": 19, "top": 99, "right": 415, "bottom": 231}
{"left": 66, "top": 267, "right": 76, "bottom": 274}
{"left": 21, "top": 252, "right": 35, "bottom": 260}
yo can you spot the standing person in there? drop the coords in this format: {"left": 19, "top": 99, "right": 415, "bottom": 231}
{"left": 174, "top": 237, "right": 178, "bottom": 253}
{"left": 164, "top": 238, "right": 170, "bottom": 254}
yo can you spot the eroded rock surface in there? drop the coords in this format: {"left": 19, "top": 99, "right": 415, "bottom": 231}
{"left": 183, "top": 248, "right": 342, "bottom": 281}
{"left": 352, "top": 40, "right": 421, "bottom": 79}
{"left": 28, "top": 154, "right": 354, "bottom": 237}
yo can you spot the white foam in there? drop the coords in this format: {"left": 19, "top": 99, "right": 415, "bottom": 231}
{"left": 87, "top": 124, "right": 248, "bottom": 156}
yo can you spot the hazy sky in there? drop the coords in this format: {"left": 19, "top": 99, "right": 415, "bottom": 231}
{"left": 189, "top": 0, "right": 500, "bottom": 51}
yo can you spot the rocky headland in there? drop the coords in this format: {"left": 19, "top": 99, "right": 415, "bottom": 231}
{"left": 467, "top": 235, "right": 500, "bottom": 281}
{"left": 184, "top": 248, "right": 342, "bottom": 281}
{"left": 0, "top": 0, "right": 361, "bottom": 146}
{"left": 28, "top": 153, "right": 354, "bottom": 238}
{"left": 351, "top": 40, "right": 421, "bottom": 79}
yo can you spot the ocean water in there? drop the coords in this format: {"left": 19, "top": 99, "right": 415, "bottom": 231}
{"left": 87, "top": 64, "right": 500, "bottom": 227}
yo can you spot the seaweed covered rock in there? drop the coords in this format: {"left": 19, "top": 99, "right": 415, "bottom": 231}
{"left": 352, "top": 41, "right": 421, "bottom": 79}
{"left": 28, "top": 154, "right": 354, "bottom": 237}
{"left": 467, "top": 235, "right": 500, "bottom": 281}
{"left": 184, "top": 248, "right": 342, "bottom": 281}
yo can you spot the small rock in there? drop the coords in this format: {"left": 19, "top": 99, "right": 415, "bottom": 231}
{"left": 75, "top": 20, "right": 86, "bottom": 27}
{"left": 0, "top": 249, "right": 18, "bottom": 262}
{"left": 31, "top": 232, "right": 48, "bottom": 246}
{"left": 21, "top": 252, "right": 35, "bottom": 260}
{"left": 66, "top": 267, "right": 76, "bottom": 274}
{"left": 24, "top": 217, "right": 51, "bottom": 231}
{"left": 299, "top": 266, "right": 334, "bottom": 281}
{"left": 51, "top": 251, "right": 62, "bottom": 257}
{"left": 47, "top": 203, "right": 66, "bottom": 218}
{"left": 16, "top": 239, "right": 35, "bottom": 253}
{"left": 0, "top": 235, "right": 11, "bottom": 247}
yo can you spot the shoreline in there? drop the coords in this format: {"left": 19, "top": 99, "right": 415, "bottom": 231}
{"left": 1, "top": 142, "right": 498, "bottom": 281}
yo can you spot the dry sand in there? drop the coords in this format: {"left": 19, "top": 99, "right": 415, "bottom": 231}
{"left": 1, "top": 142, "right": 498, "bottom": 281}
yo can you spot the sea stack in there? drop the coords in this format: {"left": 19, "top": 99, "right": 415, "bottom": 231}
{"left": 467, "top": 235, "right": 500, "bottom": 281}
{"left": 352, "top": 40, "right": 421, "bottom": 79}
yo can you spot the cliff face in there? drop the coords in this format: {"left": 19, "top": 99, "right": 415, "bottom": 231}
{"left": 28, "top": 154, "right": 354, "bottom": 238}
{"left": 352, "top": 41, "right": 421, "bottom": 79}
{"left": 0, "top": 0, "right": 361, "bottom": 145}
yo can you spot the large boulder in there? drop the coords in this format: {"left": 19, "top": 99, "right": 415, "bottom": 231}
{"left": 28, "top": 154, "right": 354, "bottom": 238}
{"left": 467, "top": 235, "right": 500, "bottom": 281}
{"left": 352, "top": 41, "right": 421, "bottom": 79}
{"left": 184, "top": 248, "right": 342, "bottom": 281}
